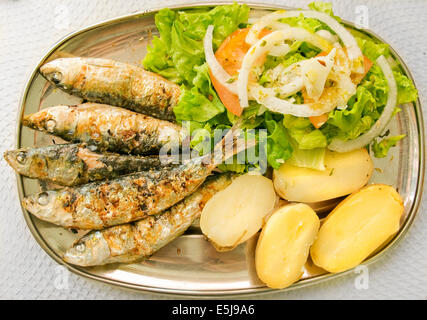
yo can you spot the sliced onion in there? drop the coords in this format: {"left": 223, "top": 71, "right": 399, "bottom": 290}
{"left": 253, "top": 50, "right": 335, "bottom": 101}
{"left": 252, "top": 78, "right": 304, "bottom": 100}
{"left": 250, "top": 85, "right": 326, "bottom": 117}
{"left": 268, "top": 43, "right": 291, "bottom": 57}
{"left": 285, "top": 11, "right": 362, "bottom": 68}
{"left": 246, "top": 10, "right": 289, "bottom": 45}
{"left": 203, "top": 25, "right": 238, "bottom": 94}
{"left": 247, "top": 10, "right": 364, "bottom": 73}
{"left": 328, "top": 55, "right": 397, "bottom": 152}
{"left": 238, "top": 28, "right": 333, "bottom": 109}
{"left": 268, "top": 21, "right": 292, "bottom": 32}
{"left": 250, "top": 49, "right": 353, "bottom": 117}
{"left": 316, "top": 30, "right": 338, "bottom": 44}
{"left": 238, "top": 31, "right": 284, "bottom": 109}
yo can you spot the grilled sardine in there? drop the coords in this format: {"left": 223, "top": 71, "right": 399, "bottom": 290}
{"left": 40, "top": 57, "right": 180, "bottom": 121}
{"left": 4, "top": 143, "right": 174, "bottom": 187}
{"left": 22, "top": 103, "right": 184, "bottom": 155}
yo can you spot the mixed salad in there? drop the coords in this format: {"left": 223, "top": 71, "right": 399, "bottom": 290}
{"left": 143, "top": 1, "right": 417, "bottom": 172}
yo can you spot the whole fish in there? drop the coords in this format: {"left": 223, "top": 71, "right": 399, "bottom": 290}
{"left": 22, "top": 103, "right": 185, "bottom": 155}
{"left": 40, "top": 57, "right": 180, "bottom": 121}
{"left": 63, "top": 173, "right": 234, "bottom": 266}
{"left": 22, "top": 122, "right": 247, "bottom": 229}
{"left": 4, "top": 143, "right": 174, "bottom": 187}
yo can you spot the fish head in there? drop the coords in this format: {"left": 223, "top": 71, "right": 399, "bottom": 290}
{"left": 22, "top": 105, "right": 77, "bottom": 134}
{"left": 3, "top": 148, "right": 47, "bottom": 177}
{"left": 40, "top": 58, "right": 82, "bottom": 90}
{"left": 23, "top": 191, "right": 74, "bottom": 227}
{"left": 64, "top": 231, "right": 111, "bottom": 266}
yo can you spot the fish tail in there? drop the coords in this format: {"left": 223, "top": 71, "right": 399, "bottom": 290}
{"left": 212, "top": 119, "right": 256, "bottom": 165}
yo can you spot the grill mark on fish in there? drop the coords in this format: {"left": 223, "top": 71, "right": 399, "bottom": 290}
{"left": 40, "top": 57, "right": 180, "bottom": 121}
{"left": 63, "top": 173, "right": 235, "bottom": 266}
{"left": 22, "top": 103, "right": 184, "bottom": 155}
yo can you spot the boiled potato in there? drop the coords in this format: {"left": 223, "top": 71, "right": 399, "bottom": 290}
{"left": 273, "top": 148, "right": 373, "bottom": 202}
{"left": 200, "top": 173, "right": 276, "bottom": 251}
{"left": 255, "top": 203, "right": 320, "bottom": 289}
{"left": 310, "top": 184, "right": 403, "bottom": 273}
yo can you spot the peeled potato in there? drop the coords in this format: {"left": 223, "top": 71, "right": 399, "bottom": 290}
{"left": 200, "top": 173, "right": 276, "bottom": 251}
{"left": 310, "top": 184, "right": 403, "bottom": 273}
{"left": 273, "top": 148, "right": 373, "bottom": 203}
{"left": 255, "top": 203, "right": 320, "bottom": 289}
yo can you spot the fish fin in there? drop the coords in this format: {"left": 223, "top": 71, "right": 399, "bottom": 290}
{"left": 212, "top": 119, "right": 256, "bottom": 165}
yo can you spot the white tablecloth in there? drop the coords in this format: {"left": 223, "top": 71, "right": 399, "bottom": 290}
{"left": 1, "top": 0, "right": 426, "bottom": 299}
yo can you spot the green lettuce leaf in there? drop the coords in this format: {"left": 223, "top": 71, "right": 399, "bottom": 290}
{"left": 173, "top": 64, "right": 225, "bottom": 122}
{"left": 265, "top": 116, "right": 293, "bottom": 169}
{"left": 328, "top": 86, "right": 375, "bottom": 132}
{"left": 323, "top": 62, "right": 387, "bottom": 141}
{"left": 170, "top": 19, "right": 205, "bottom": 83}
{"left": 279, "top": 14, "right": 325, "bottom": 34}
{"left": 283, "top": 115, "right": 327, "bottom": 149}
{"left": 297, "top": 130, "right": 328, "bottom": 149}
{"left": 287, "top": 147, "right": 326, "bottom": 171}
{"left": 393, "top": 70, "right": 418, "bottom": 104}
{"left": 281, "top": 114, "right": 327, "bottom": 170}
{"left": 307, "top": 1, "right": 334, "bottom": 15}
{"left": 372, "top": 135, "right": 405, "bottom": 158}
{"left": 278, "top": 1, "right": 339, "bottom": 35}
{"left": 144, "top": 4, "right": 249, "bottom": 85}
{"left": 142, "top": 10, "right": 184, "bottom": 83}
{"left": 227, "top": 102, "right": 265, "bottom": 129}
{"left": 356, "top": 37, "right": 389, "bottom": 61}
{"left": 217, "top": 162, "right": 247, "bottom": 173}
{"left": 356, "top": 36, "right": 417, "bottom": 104}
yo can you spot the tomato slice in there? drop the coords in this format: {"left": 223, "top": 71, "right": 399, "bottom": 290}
{"left": 209, "top": 28, "right": 271, "bottom": 116}
{"left": 309, "top": 114, "right": 329, "bottom": 129}
{"left": 210, "top": 71, "right": 243, "bottom": 116}
{"left": 351, "top": 55, "right": 373, "bottom": 84}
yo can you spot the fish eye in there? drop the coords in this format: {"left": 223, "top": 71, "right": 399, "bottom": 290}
{"left": 16, "top": 151, "right": 27, "bottom": 164}
{"left": 37, "top": 192, "right": 50, "bottom": 206}
{"left": 45, "top": 119, "right": 56, "bottom": 132}
{"left": 50, "top": 72, "right": 63, "bottom": 85}
{"left": 76, "top": 244, "right": 86, "bottom": 252}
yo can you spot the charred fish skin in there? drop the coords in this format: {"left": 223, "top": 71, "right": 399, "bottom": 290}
{"left": 63, "top": 173, "right": 235, "bottom": 266}
{"left": 40, "top": 57, "right": 180, "bottom": 121}
{"left": 4, "top": 143, "right": 173, "bottom": 187}
{"left": 22, "top": 103, "right": 184, "bottom": 155}
{"left": 22, "top": 157, "right": 215, "bottom": 230}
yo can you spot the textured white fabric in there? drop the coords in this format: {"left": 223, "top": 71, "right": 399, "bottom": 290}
{"left": 0, "top": 0, "right": 426, "bottom": 299}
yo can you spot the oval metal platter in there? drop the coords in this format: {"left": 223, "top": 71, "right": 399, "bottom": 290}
{"left": 16, "top": 2, "right": 425, "bottom": 296}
